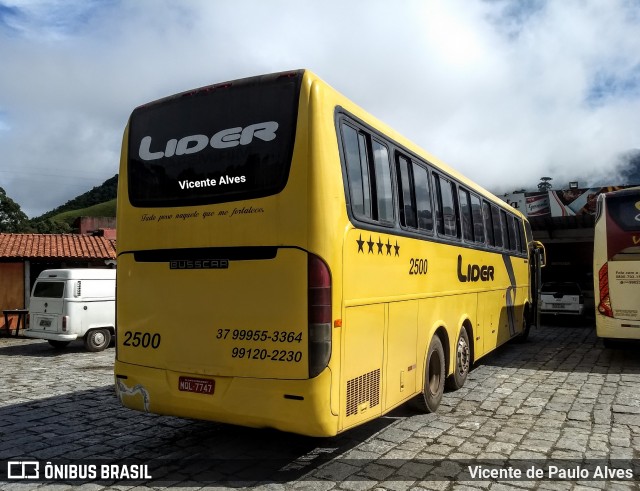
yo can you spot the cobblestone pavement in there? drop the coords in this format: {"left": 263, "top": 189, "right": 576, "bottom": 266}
{"left": 0, "top": 320, "right": 638, "bottom": 490}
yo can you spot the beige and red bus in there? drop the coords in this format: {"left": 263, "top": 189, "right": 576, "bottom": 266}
{"left": 593, "top": 187, "right": 640, "bottom": 345}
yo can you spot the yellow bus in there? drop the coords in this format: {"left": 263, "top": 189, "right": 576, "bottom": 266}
{"left": 593, "top": 187, "right": 640, "bottom": 345}
{"left": 115, "top": 70, "right": 544, "bottom": 436}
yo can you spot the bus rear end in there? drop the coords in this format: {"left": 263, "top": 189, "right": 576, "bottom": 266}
{"left": 594, "top": 188, "right": 640, "bottom": 341}
{"left": 114, "top": 71, "right": 337, "bottom": 436}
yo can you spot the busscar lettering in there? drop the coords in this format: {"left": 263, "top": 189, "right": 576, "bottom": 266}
{"left": 170, "top": 259, "right": 229, "bottom": 270}
{"left": 457, "top": 255, "right": 494, "bottom": 282}
{"left": 139, "top": 121, "right": 279, "bottom": 161}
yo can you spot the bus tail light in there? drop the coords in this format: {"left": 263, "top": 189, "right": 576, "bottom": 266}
{"left": 62, "top": 315, "right": 69, "bottom": 332}
{"left": 598, "top": 264, "right": 614, "bottom": 317}
{"left": 308, "top": 254, "right": 332, "bottom": 378}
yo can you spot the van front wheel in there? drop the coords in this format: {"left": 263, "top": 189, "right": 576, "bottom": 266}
{"left": 84, "top": 329, "right": 111, "bottom": 352}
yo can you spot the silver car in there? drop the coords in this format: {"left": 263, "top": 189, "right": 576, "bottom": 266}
{"left": 539, "top": 282, "right": 584, "bottom": 316}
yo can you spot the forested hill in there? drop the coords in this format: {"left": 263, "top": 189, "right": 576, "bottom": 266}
{"left": 35, "top": 175, "right": 118, "bottom": 221}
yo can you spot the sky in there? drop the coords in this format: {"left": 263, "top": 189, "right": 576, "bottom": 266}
{"left": 1, "top": 0, "right": 639, "bottom": 218}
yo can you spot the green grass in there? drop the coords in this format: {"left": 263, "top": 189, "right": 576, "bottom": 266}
{"left": 52, "top": 199, "right": 116, "bottom": 225}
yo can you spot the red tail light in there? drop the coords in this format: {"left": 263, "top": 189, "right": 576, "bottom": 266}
{"left": 308, "top": 254, "right": 332, "bottom": 378}
{"left": 308, "top": 255, "right": 331, "bottom": 324}
{"left": 598, "top": 264, "right": 613, "bottom": 317}
{"left": 62, "top": 315, "right": 69, "bottom": 331}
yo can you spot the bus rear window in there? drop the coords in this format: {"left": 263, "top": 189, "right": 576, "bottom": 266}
{"left": 127, "top": 72, "right": 302, "bottom": 207}
{"left": 33, "top": 282, "right": 64, "bottom": 298}
{"left": 608, "top": 194, "right": 640, "bottom": 231}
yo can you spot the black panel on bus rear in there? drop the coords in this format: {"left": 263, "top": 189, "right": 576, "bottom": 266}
{"left": 128, "top": 71, "right": 303, "bottom": 208}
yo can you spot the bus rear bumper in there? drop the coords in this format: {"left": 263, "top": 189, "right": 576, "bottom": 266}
{"left": 114, "top": 360, "right": 338, "bottom": 437}
{"left": 596, "top": 315, "right": 640, "bottom": 340}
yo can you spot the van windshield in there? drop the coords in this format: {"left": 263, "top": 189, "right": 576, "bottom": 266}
{"left": 33, "top": 282, "right": 64, "bottom": 298}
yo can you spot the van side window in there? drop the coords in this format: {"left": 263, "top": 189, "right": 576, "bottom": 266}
{"left": 341, "top": 122, "right": 394, "bottom": 224}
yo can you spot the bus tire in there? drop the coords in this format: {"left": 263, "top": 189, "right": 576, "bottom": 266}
{"left": 411, "top": 335, "right": 445, "bottom": 413}
{"left": 84, "top": 328, "right": 111, "bottom": 352}
{"left": 48, "top": 340, "right": 71, "bottom": 349}
{"left": 446, "top": 327, "right": 470, "bottom": 391}
{"left": 515, "top": 306, "right": 531, "bottom": 343}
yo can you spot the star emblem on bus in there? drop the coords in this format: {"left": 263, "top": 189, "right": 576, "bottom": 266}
{"left": 367, "top": 236, "right": 375, "bottom": 254}
{"left": 355, "top": 234, "right": 399, "bottom": 257}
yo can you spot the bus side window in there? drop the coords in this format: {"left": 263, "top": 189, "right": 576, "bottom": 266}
{"left": 483, "top": 201, "right": 495, "bottom": 246}
{"left": 371, "top": 139, "right": 394, "bottom": 223}
{"left": 413, "top": 163, "right": 433, "bottom": 232}
{"left": 510, "top": 215, "right": 521, "bottom": 252}
{"left": 397, "top": 155, "right": 417, "bottom": 228}
{"left": 491, "top": 205, "right": 503, "bottom": 249}
{"left": 470, "top": 193, "right": 485, "bottom": 244}
{"left": 396, "top": 156, "right": 433, "bottom": 233}
{"left": 517, "top": 218, "right": 526, "bottom": 253}
{"left": 501, "top": 210, "right": 514, "bottom": 251}
{"left": 458, "top": 188, "right": 473, "bottom": 241}
{"left": 342, "top": 124, "right": 372, "bottom": 219}
{"left": 342, "top": 123, "right": 394, "bottom": 224}
{"left": 434, "top": 173, "right": 458, "bottom": 238}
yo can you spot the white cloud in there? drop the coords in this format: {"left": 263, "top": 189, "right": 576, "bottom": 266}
{"left": 0, "top": 0, "right": 639, "bottom": 216}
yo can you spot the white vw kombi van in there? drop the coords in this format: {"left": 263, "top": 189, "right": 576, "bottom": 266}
{"left": 25, "top": 269, "right": 116, "bottom": 352}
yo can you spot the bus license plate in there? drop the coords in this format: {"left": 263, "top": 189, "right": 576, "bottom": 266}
{"left": 40, "top": 319, "right": 52, "bottom": 327}
{"left": 178, "top": 377, "right": 215, "bottom": 395}
{"left": 551, "top": 304, "right": 566, "bottom": 309}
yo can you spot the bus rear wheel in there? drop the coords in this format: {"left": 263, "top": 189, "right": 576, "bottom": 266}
{"left": 411, "top": 335, "right": 445, "bottom": 413}
{"left": 84, "top": 329, "right": 111, "bottom": 352}
{"left": 446, "top": 327, "right": 470, "bottom": 390}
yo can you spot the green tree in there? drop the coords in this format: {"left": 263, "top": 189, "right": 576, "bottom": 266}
{"left": 538, "top": 177, "right": 553, "bottom": 191}
{"left": 29, "top": 218, "right": 72, "bottom": 234}
{"left": 0, "top": 187, "right": 29, "bottom": 232}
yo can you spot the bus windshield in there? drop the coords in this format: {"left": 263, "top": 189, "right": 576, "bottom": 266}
{"left": 607, "top": 193, "right": 640, "bottom": 232}
{"left": 127, "top": 72, "right": 302, "bottom": 208}
{"left": 606, "top": 191, "right": 640, "bottom": 260}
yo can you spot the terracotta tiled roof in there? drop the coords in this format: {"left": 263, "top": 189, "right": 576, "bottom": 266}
{"left": 0, "top": 234, "right": 116, "bottom": 260}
